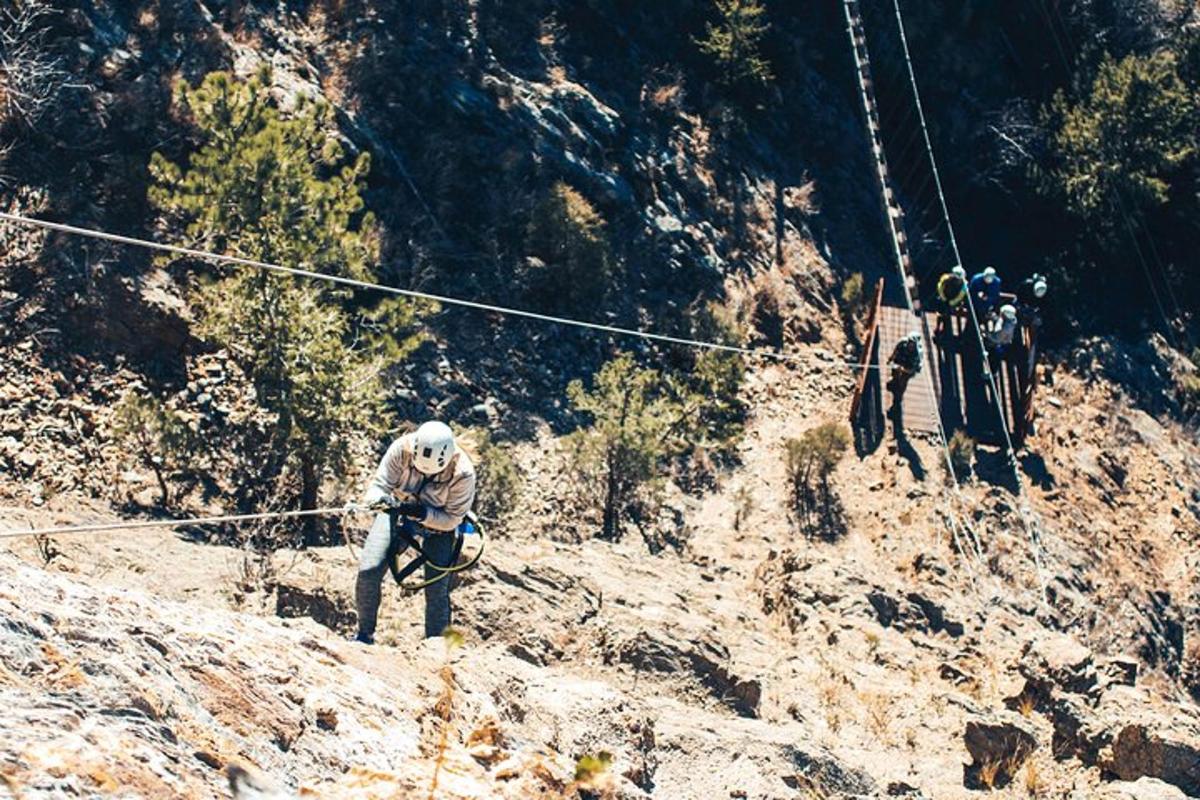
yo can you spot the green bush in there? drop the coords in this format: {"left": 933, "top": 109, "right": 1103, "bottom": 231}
{"left": 1179, "top": 372, "right": 1200, "bottom": 415}
{"left": 840, "top": 272, "right": 865, "bottom": 313}
{"left": 947, "top": 429, "right": 976, "bottom": 481}
{"left": 567, "top": 351, "right": 735, "bottom": 541}
{"left": 696, "top": 0, "right": 773, "bottom": 88}
{"left": 784, "top": 423, "right": 850, "bottom": 511}
{"left": 465, "top": 429, "right": 523, "bottom": 524}
{"left": 525, "top": 181, "right": 614, "bottom": 312}
{"left": 111, "top": 392, "right": 193, "bottom": 507}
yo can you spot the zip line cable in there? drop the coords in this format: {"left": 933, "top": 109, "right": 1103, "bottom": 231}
{"left": 0, "top": 211, "right": 880, "bottom": 371}
{"left": 888, "top": 0, "right": 1052, "bottom": 603}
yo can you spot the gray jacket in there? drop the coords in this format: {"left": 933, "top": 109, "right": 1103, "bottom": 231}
{"left": 363, "top": 433, "right": 477, "bottom": 531}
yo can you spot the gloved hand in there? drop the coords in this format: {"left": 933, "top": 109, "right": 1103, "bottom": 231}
{"left": 367, "top": 496, "right": 398, "bottom": 513}
{"left": 397, "top": 502, "right": 426, "bottom": 521}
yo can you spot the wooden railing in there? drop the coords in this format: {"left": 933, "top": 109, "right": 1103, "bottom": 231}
{"left": 850, "top": 277, "right": 886, "bottom": 423}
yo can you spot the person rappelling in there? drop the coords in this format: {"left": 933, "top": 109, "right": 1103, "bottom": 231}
{"left": 353, "top": 421, "right": 477, "bottom": 644}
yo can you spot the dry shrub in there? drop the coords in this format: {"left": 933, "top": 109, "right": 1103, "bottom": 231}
{"left": 651, "top": 82, "right": 683, "bottom": 109}
{"left": 751, "top": 270, "right": 791, "bottom": 346}
{"left": 947, "top": 429, "right": 976, "bottom": 481}
{"left": 840, "top": 272, "right": 865, "bottom": 313}
{"left": 787, "top": 179, "right": 819, "bottom": 215}
{"left": 979, "top": 758, "right": 1001, "bottom": 790}
{"left": 0, "top": 1, "right": 72, "bottom": 129}
{"left": 1023, "top": 759, "right": 1042, "bottom": 797}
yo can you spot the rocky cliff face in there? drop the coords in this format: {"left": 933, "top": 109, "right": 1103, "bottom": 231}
{"left": 2, "top": 2, "right": 1199, "bottom": 799}
{"left": 3, "top": 349, "right": 1198, "bottom": 798}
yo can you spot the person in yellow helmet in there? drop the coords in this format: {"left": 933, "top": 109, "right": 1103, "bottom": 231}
{"left": 934, "top": 265, "right": 968, "bottom": 338}
{"left": 937, "top": 265, "right": 968, "bottom": 309}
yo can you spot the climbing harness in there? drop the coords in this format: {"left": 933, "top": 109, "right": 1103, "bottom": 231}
{"left": 385, "top": 508, "right": 486, "bottom": 593}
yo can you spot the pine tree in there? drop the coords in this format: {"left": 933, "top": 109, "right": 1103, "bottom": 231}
{"left": 525, "top": 181, "right": 614, "bottom": 312}
{"left": 150, "top": 68, "right": 421, "bottom": 544}
{"left": 567, "top": 350, "right": 741, "bottom": 540}
{"left": 1043, "top": 50, "right": 1197, "bottom": 222}
{"left": 111, "top": 392, "right": 193, "bottom": 508}
{"left": 696, "top": 0, "right": 774, "bottom": 89}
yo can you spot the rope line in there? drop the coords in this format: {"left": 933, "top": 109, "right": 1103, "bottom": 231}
{"left": 890, "top": 0, "right": 1051, "bottom": 603}
{"left": 0, "top": 506, "right": 358, "bottom": 539}
{"left": 0, "top": 211, "right": 879, "bottom": 371}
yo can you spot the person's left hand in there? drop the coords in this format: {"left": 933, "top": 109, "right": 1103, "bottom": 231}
{"left": 397, "top": 502, "right": 426, "bottom": 521}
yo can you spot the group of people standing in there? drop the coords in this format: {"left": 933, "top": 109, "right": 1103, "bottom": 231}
{"left": 887, "top": 265, "right": 1048, "bottom": 403}
{"left": 934, "top": 265, "right": 1047, "bottom": 357}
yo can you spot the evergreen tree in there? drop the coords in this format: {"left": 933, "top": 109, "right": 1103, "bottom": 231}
{"left": 696, "top": 0, "right": 773, "bottom": 88}
{"left": 1042, "top": 50, "right": 1197, "bottom": 222}
{"left": 150, "top": 68, "right": 421, "bottom": 544}
{"left": 111, "top": 392, "right": 193, "bottom": 508}
{"left": 567, "top": 351, "right": 740, "bottom": 540}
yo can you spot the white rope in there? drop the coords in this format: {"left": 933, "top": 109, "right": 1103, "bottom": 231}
{"left": 890, "top": 0, "right": 1051, "bottom": 603}
{"left": 0, "top": 505, "right": 361, "bottom": 539}
{"left": 0, "top": 211, "right": 878, "bottom": 371}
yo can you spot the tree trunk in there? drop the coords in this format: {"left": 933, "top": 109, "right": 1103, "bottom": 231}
{"left": 300, "top": 456, "right": 320, "bottom": 547}
{"left": 151, "top": 464, "right": 170, "bottom": 509}
{"left": 602, "top": 449, "right": 619, "bottom": 540}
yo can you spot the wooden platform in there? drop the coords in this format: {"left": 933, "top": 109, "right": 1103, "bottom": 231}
{"left": 878, "top": 305, "right": 941, "bottom": 433}
{"left": 852, "top": 299, "right": 1037, "bottom": 447}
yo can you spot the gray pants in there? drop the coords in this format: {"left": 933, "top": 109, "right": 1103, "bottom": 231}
{"left": 355, "top": 513, "right": 455, "bottom": 639}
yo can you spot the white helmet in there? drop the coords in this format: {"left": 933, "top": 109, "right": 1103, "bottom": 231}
{"left": 952, "top": 265, "right": 966, "bottom": 280}
{"left": 1000, "top": 304, "right": 1017, "bottom": 321}
{"left": 412, "top": 421, "right": 456, "bottom": 475}
{"left": 1033, "top": 278, "right": 1047, "bottom": 298}
{"left": 983, "top": 266, "right": 998, "bottom": 283}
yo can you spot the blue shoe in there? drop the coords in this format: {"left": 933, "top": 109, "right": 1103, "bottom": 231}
{"left": 353, "top": 631, "right": 374, "bottom": 645}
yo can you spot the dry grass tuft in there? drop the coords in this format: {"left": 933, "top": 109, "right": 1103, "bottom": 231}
{"left": 1023, "top": 759, "right": 1042, "bottom": 797}
{"left": 979, "top": 758, "right": 1001, "bottom": 790}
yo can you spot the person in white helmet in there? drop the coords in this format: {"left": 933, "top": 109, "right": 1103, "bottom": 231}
{"left": 354, "top": 420, "right": 476, "bottom": 643}
{"left": 888, "top": 330, "right": 924, "bottom": 402}
{"left": 969, "top": 266, "right": 1002, "bottom": 314}
{"left": 984, "top": 304, "right": 1019, "bottom": 357}
{"left": 1016, "top": 273, "right": 1048, "bottom": 328}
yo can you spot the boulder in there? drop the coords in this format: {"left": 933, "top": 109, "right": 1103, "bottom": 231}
{"left": 617, "top": 629, "right": 761, "bottom": 718}
{"left": 865, "top": 588, "right": 965, "bottom": 638}
{"left": 1103, "top": 717, "right": 1200, "bottom": 795}
{"left": 1097, "top": 655, "right": 1140, "bottom": 689}
{"left": 1088, "top": 777, "right": 1189, "bottom": 800}
{"left": 273, "top": 584, "right": 357, "bottom": 635}
{"left": 962, "top": 711, "right": 1039, "bottom": 789}
{"left": 1047, "top": 690, "right": 1110, "bottom": 763}
{"left": 1019, "top": 633, "right": 1096, "bottom": 696}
